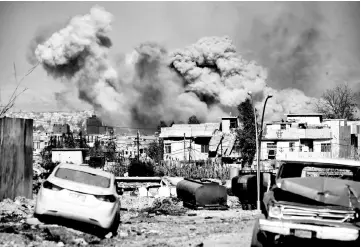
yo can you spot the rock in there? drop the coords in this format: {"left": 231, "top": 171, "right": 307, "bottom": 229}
{"left": 105, "top": 232, "right": 113, "bottom": 239}
{"left": 118, "top": 231, "right": 129, "bottom": 238}
{"left": 25, "top": 217, "right": 42, "bottom": 225}
{"left": 73, "top": 238, "right": 88, "bottom": 245}
{"left": 57, "top": 242, "right": 65, "bottom": 247}
{"left": 188, "top": 213, "right": 197, "bottom": 217}
{"left": 158, "top": 187, "right": 171, "bottom": 197}
{"left": 204, "top": 216, "right": 212, "bottom": 219}
{"left": 138, "top": 187, "right": 148, "bottom": 197}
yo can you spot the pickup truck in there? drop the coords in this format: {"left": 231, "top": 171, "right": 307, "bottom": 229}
{"left": 251, "top": 158, "right": 360, "bottom": 246}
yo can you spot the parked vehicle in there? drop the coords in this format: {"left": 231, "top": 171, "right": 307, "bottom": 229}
{"left": 34, "top": 163, "right": 120, "bottom": 235}
{"left": 251, "top": 158, "right": 360, "bottom": 246}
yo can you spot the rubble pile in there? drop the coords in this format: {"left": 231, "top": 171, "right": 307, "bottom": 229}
{"left": 0, "top": 197, "right": 35, "bottom": 223}
{"left": 142, "top": 197, "right": 187, "bottom": 216}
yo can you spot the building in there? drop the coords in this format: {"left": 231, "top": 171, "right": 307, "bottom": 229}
{"left": 260, "top": 113, "right": 355, "bottom": 160}
{"left": 86, "top": 115, "right": 114, "bottom": 136}
{"left": 51, "top": 148, "right": 89, "bottom": 165}
{"left": 33, "top": 133, "right": 50, "bottom": 154}
{"left": 209, "top": 116, "right": 240, "bottom": 159}
{"left": 52, "top": 124, "right": 70, "bottom": 135}
{"left": 116, "top": 135, "right": 158, "bottom": 159}
{"left": 160, "top": 123, "right": 220, "bottom": 161}
{"left": 347, "top": 121, "right": 360, "bottom": 158}
{"left": 86, "top": 115, "right": 103, "bottom": 135}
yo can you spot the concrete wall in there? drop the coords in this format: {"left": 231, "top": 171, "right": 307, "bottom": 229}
{"left": 52, "top": 150, "right": 84, "bottom": 165}
{"left": 260, "top": 140, "right": 332, "bottom": 160}
{"left": 163, "top": 139, "right": 209, "bottom": 161}
{"left": 286, "top": 116, "right": 322, "bottom": 125}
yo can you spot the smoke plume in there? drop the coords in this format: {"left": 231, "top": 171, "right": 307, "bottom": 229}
{"left": 33, "top": 5, "right": 321, "bottom": 129}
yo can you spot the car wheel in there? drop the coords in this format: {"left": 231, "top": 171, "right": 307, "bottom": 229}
{"left": 34, "top": 213, "right": 47, "bottom": 223}
{"left": 251, "top": 219, "right": 273, "bottom": 247}
{"left": 108, "top": 211, "right": 120, "bottom": 237}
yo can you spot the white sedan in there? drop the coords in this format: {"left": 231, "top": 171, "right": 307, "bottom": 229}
{"left": 35, "top": 163, "right": 120, "bottom": 235}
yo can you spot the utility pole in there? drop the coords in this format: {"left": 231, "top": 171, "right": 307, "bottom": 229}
{"left": 137, "top": 130, "right": 140, "bottom": 162}
{"left": 188, "top": 137, "right": 191, "bottom": 165}
{"left": 184, "top": 133, "right": 186, "bottom": 162}
{"left": 220, "top": 135, "right": 224, "bottom": 166}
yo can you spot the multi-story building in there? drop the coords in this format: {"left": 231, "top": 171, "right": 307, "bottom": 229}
{"left": 86, "top": 115, "right": 114, "bottom": 136}
{"left": 86, "top": 115, "right": 103, "bottom": 135}
{"left": 260, "top": 113, "right": 355, "bottom": 160}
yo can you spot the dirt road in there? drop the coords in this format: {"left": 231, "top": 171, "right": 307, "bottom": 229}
{"left": 0, "top": 196, "right": 258, "bottom": 247}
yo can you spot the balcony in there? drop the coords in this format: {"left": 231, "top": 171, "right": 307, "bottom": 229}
{"left": 263, "top": 128, "right": 332, "bottom": 140}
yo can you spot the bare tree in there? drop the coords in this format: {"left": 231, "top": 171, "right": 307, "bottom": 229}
{"left": 315, "top": 83, "right": 359, "bottom": 120}
{"left": 0, "top": 63, "right": 38, "bottom": 117}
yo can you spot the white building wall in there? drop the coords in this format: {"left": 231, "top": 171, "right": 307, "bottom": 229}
{"left": 164, "top": 140, "right": 209, "bottom": 161}
{"left": 52, "top": 151, "right": 84, "bottom": 165}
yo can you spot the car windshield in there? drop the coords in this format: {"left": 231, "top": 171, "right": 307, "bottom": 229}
{"left": 279, "top": 163, "right": 360, "bottom": 182}
{"left": 55, "top": 168, "right": 110, "bottom": 188}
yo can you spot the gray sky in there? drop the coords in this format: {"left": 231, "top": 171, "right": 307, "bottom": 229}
{"left": 0, "top": 1, "right": 359, "bottom": 112}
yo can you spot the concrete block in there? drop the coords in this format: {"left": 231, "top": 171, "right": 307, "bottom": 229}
{"left": 158, "top": 187, "right": 171, "bottom": 197}
{"left": 138, "top": 187, "right": 148, "bottom": 197}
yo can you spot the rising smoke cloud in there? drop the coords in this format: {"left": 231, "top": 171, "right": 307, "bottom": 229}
{"left": 33, "top": 5, "right": 320, "bottom": 128}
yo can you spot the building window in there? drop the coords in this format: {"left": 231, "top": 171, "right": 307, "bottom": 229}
{"left": 268, "top": 150, "right": 276, "bottom": 160}
{"left": 267, "top": 142, "right": 277, "bottom": 160}
{"left": 289, "top": 142, "right": 295, "bottom": 152}
{"left": 165, "top": 143, "right": 171, "bottom": 154}
{"left": 321, "top": 143, "right": 331, "bottom": 152}
{"left": 201, "top": 144, "right": 209, "bottom": 153}
{"left": 230, "top": 119, "right": 238, "bottom": 129}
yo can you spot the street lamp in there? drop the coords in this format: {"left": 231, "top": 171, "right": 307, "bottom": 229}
{"left": 256, "top": 94, "right": 273, "bottom": 211}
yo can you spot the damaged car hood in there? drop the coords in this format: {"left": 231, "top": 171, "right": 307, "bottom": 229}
{"left": 277, "top": 177, "right": 360, "bottom": 208}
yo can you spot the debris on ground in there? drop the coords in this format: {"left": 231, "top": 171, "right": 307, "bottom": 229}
{"left": 0, "top": 197, "right": 35, "bottom": 223}
{"left": 141, "top": 197, "right": 187, "bottom": 216}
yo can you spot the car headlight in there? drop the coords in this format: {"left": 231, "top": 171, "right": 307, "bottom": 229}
{"left": 354, "top": 209, "right": 360, "bottom": 221}
{"left": 269, "top": 205, "right": 282, "bottom": 218}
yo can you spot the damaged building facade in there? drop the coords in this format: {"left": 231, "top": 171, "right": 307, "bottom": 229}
{"left": 159, "top": 117, "right": 239, "bottom": 161}
{"left": 261, "top": 113, "right": 360, "bottom": 160}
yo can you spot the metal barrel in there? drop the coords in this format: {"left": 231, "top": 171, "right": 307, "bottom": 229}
{"left": 176, "top": 178, "right": 227, "bottom": 208}
{"left": 231, "top": 174, "right": 257, "bottom": 201}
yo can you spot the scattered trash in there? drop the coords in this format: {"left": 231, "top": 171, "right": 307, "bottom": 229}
{"left": 141, "top": 198, "right": 186, "bottom": 216}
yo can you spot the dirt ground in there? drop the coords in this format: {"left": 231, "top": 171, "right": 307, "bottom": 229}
{"left": 0, "top": 195, "right": 259, "bottom": 247}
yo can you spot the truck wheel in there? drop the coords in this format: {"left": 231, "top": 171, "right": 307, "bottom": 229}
{"left": 251, "top": 219, "right": 272, "bottom": 247}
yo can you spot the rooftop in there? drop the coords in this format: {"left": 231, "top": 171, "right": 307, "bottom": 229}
{"left": 286, "top": 113, "right": 323, "bottom": 117}
{"left": 159, "top": 123, "right": 220, "bottom": 138}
